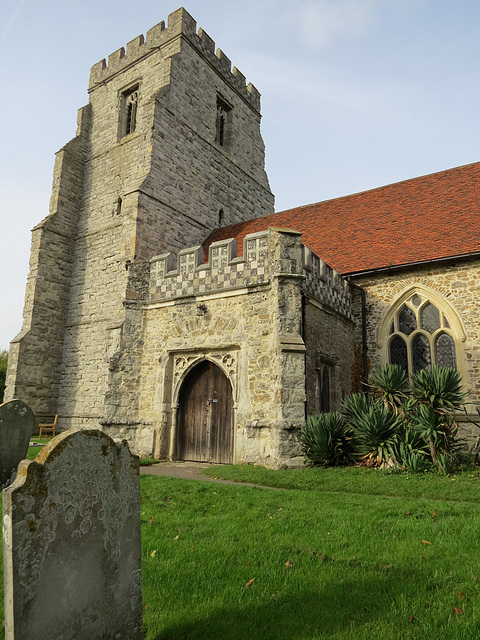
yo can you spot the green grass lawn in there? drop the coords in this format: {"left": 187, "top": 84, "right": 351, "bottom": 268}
{"left": 3, "top": 457, "right": 480, "bottom": 639}
{"left": 140, "top": 468, "right": 480, "bottom": 639}
{"left": 25, "top": 437, "right": 50, "bottom": 460}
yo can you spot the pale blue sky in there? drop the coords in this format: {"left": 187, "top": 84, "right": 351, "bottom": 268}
{"left": 2, "top": 0, "right": 480, "bottom": 348}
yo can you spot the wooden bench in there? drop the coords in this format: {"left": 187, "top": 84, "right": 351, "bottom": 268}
{"left": 38, "top": 415, "right": 58, "bottom": 439}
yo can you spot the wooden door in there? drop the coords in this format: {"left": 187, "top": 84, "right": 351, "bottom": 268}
{"left": 177, "top": 360, "right": 233, "bottom": 463}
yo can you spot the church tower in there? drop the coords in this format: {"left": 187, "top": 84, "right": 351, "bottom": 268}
{"left": 6, "top": 8, "right": 274, "bottom": 430}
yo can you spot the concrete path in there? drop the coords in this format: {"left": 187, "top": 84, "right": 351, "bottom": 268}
{"left": 140, "top": 461, "right": 278, "bottom": 490}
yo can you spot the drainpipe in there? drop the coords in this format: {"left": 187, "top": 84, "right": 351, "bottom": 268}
{"left": 301, "top": 292, "right": 307, "bottom": 420}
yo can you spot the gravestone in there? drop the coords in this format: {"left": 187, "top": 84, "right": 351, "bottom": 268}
{"left": 3, "top": 429, "right": 143, "bottom": 640}
{"left": 0, "top": 400, "right": 34, "bottom": 489}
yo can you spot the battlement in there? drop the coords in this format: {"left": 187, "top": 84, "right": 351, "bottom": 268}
{"left": 149, "top": 231, "right": 269, "bottom": 301}
{"left": 89, "top": 7, "right": 261, "bottom": 112}
{"left": 147, "top": 230, "right": 353, "bottom": 319}
{"left": 303, "top": 247, "right": 354, "bottom": 319}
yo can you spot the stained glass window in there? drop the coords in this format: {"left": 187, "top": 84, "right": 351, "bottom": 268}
{"left": 412, "top": 334, "right": 431, "bottom": 372}
{"left": 398, "top": 305, "right": 416, "bottom": 335}
{"left": 421, "top": 303, "right": 440, "bottom": 333}
{"left": 389, "top": 335, "right": 408, "bottom": 373}
{"left": 386, "top": 292, "right": 458, "bottom": 375}
{"left": 435, "top": 333, "right": 456, "bottom": 368}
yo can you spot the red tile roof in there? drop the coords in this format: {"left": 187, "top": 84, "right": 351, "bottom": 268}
{"left": 204, "top": 161, "right": 480, "bottom": 275}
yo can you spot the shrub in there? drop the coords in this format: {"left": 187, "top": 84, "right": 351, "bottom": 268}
{"left": 410, "top": 366, "right": 467, "bottom": 412}
{"left": 342, "top": 392, "right": 370, "bottom": 424}
{"left": 410, "top": 367, "right": 467, "bottom": 466}
{"left": 349, "top": 404, "right": 402, "bottom": 467}
{"left": 390, "top": 424, "right": 430, "bottom": 472}
{"left": 303, "top": 365, "right": 469, "bottom": 473}
{"left": 367, "top": 363, "right": 408, "bottom": 413}
{"left": 299, "top": 412, "right": 353, "bottom": 467}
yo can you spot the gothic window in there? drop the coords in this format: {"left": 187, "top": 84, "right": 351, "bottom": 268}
{"left": 317, "top": 364, "right": 331, "bottom": 413}
{"left": 215, "top": 96, "right": 232, "bottom": 147}
{"left": 411, "top": 333, "right": 431, "bottom": 372}
{"left": 120, "top": 85, "right": 139, "bottom": 138}
{"left": 386, "top": 291, "right": 458, "bottom": 376}
{"left": 398, "top": 305, "right": 416, "bottom": 335}
{"left": 389, "top": 335, "right": 408, "bottom": 371}
{"left": 435, "top": 333, "right": 456, "bottom": 368}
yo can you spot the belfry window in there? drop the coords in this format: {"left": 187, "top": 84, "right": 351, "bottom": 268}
{"left": 387, "top": 294, "right": 457, "bottom": 375}
{"left": 215, "top": 96, "right": 232, "bottom": 147}
{"left": 120, "top": 85, "right": 139, "bottom": 138}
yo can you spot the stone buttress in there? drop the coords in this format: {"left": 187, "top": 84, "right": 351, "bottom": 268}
{"left": 6, "top": 8, "right": 274, "bottom": 431}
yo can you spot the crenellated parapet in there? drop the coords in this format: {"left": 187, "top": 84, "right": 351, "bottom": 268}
{"left": 303, "top": 247, "right": 354, "bottom": 319}
{"left": 149, "top": 231, "right": 269, "bottom": 301}
{"left": 147, "top": 229, "right": 353, "bottom": 320}
{"left": 89, "top": 7, "right": 261, "bottom": 111}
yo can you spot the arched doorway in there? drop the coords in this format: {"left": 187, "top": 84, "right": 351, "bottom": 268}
{"left": 177, "top": 360, "right": 234, "bottom": 463}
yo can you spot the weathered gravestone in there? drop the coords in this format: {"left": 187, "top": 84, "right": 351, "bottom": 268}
{"left": 0, "top": 401, "right": 34, "bottom": 489}
{"left": 3, "top": 429, "right": 143, "bottom": 640}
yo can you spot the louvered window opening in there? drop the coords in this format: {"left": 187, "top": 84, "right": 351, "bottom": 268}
{"left": 388, "top": 295, "right": 456, "bottom": 375}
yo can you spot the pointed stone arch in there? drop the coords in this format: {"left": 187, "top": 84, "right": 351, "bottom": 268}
{"left": 175, "top": 359, "right": 234, "bottom": 463}
{"left": 377, "top": 284, "right": 467, "bottom": 379}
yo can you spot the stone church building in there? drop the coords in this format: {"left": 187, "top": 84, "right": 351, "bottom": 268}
{"left": 6, "top": 8, "right": 480, "bottom": 467}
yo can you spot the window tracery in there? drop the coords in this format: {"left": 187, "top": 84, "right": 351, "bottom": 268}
{"left": 119, "top": 84, "right": 139, "bottom": 138}
{"left": 386, "top": 291, "right": 457, "bottom": 375}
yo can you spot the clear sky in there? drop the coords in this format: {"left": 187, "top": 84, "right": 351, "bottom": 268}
{"left": 2, "top": 0, "right": 480, "bottom": 349}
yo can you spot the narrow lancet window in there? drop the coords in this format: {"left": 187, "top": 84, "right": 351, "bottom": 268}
{"left": 120, "top": 85, "right": 139, "bottom": 138}
{"left": 215, "top": 97, "right": 232, "bottom": 148}
{"left": 125, "top": 90, "right": 138, "bottom": 135}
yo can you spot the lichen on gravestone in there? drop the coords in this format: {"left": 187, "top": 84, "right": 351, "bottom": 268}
{"left": 2, "top": 429, "right": 142, "bottom": 640}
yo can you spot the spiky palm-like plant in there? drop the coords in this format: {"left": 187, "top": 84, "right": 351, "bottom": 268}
{"left": 299, "top": 412, "right": 353, "bottom": 467}
{"left": 410, "top": 367, "right": 467, "bottom": 465}
{"left": 367, "top": 364, "right": 408, "bottom": 414}
{"left": 350, "top": 404, "right": 402, "bottom": 467}
{"left": 410, "top": 404, "right": 443, "bottom": 463}
{"left": 390, "top": 423, "right": 430, "bottom": 471}
{"left": 410, "top": 366, "right": 467, "bottom": 412}
{"left": 343, "top": 392, "right": 370, "bottom": 424}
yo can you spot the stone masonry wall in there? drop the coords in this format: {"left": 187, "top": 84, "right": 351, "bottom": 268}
{"left": 303, "top": 248, "right": 356, "bottom": 414}
{"left": 304, "top": 301, "right": 356, "bottom": 416}
{"left": 148, "top": 230, "right": 354, "bottom": 312}
{"left": 101, "top": 229, "right": 354, "bottom": 466}
{"left": 352, "top": 260, "right": 480, "bottom": 440}
{"left": 138, "top": 22, "right": 273, "bottom": 257}
{"left": 5, "top": 106, "right": 92, "bottom": 425}
{"left": 21, "top": 7, "right": 274, "bottom": 432}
